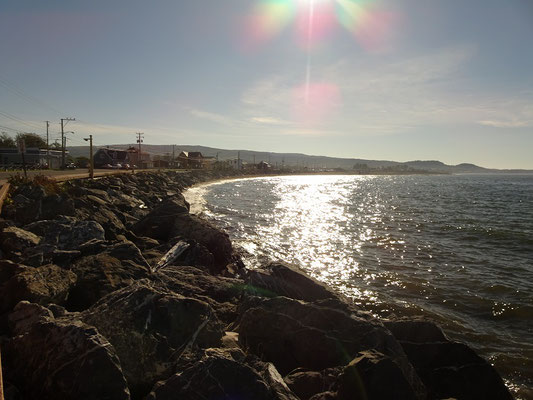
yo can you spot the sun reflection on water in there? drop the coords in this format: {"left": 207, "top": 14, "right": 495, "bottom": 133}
{"left": 193, "top": 174, "right": 533, "bottom": 396}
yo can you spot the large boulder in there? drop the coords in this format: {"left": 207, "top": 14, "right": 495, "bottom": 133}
{"left": 88, "top": 206, "right": 127, "bottom": 240}
{"left": 0, "top": 226, "right": 41, "bottom": 255}
{"left": 0, "top": 264, "right": 77, "bottom": 313}
{"left": 151, "top": 265, "right": 245, "bottom": 323}
{"left": 2, "top": 185, "right": 44, "bottom": 224}
{"left": 24, "top": 219, "right": 105, "bottom": 250}
{"left": 246, "top": 262, "right": 337, "bottom": 301}
{"left": 40, "top": 194, "right": 76, "bottom": 220}
{"left": 132, "top": 196, "right": 190, "bottom": 240}
{"left": 67, "top": 240, "right": 150, "bottom": 310}
{"left": 384, "top": 319, "right": 448, "bottom": 343}
{"left": 82, "top": 280, "right": 225, "bottom": 399}
{"left": 169, "top": 214, "right": 233, "bottom": 271}
{"left": 4, "top": 301, "right": 130, "bottom": 400}
{"left": 386, "top": 318, "right": 512, "bottom": 400}
{"left": 335, "top": 350, "right": 420, "bottom": 400}
{"left": 284, "top": 369, "right": 339, "bottom": 400}
{"left": 146, "top": 348, "right": 298, "bottom": 400}
{"left": 237, "top": 296, "right": 425, "bottom": 397}
{"left": 0, "top": 260, "right": 21, "bottom": 284}
{"left": 403, "top": 341, "right": 511, "bottom": 400}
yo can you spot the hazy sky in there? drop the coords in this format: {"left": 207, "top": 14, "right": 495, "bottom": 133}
{"left": 1, "top": 0, "right": 532, "bottom": 168}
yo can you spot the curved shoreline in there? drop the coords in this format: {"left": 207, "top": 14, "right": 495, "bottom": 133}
{"left": 0, "top": 170, "right": 517, "bottom": 399}
{"left": 182, "top": 172, "right": 531, "bottom": 398}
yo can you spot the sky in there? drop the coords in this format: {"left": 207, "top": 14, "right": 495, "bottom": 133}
{"left": 0, "top": 0, "right": 532, "bottom": 169}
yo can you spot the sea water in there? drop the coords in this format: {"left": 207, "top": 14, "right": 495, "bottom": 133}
{"left": 185, "top": 174, "right": 533, "bottom": 397}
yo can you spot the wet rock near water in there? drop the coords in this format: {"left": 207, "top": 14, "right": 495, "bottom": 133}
{"left": 245, "top": 261, "right": 339, "bottom": 302}
{"left": 0, "top": 170, "right": 514, "bottom": 400}
{"left": 385, "top": 319, "right": 513, "bottom": 400}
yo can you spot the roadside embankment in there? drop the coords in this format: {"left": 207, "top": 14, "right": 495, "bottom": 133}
{"left": 0, "top": 170, "right": 513, "bottom": 400}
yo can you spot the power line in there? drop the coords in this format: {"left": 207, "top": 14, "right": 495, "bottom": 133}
{"left": 0, "top": 124, "right": 19, "bottom": 133}
{"left": 0, "top": 110, "right": 43, "bottom": 131}
{"left": 0, "top": 74, "right": 64, "bottom": 116}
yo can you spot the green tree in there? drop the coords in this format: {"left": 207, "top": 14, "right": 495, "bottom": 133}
{"left": 15, "top": 132, "right": 47, "bottom": 149}
{"left": 0, "top": 132, "right": 16, "bottom": 148}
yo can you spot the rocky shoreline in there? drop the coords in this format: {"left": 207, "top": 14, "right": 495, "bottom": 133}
{"left": 0, "top": 170, "right": 513, "bottom": 399}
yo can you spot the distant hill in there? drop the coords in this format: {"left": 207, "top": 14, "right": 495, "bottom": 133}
{"left": 67, "top": 144, "right": 532, "bottom": 174}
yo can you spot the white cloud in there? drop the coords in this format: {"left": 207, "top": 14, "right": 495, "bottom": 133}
{"left": 238, "top": 46, "right": 486, "bottom": 136}
{"left": 185, "top": 107, "right": 236, "bottom": 126}
{"left": 249, "top": 116, "right": 290, "bottom": 125}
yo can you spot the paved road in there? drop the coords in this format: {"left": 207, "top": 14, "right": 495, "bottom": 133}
{"left": 0, "top": 169, "right": 136, "bottom": 185}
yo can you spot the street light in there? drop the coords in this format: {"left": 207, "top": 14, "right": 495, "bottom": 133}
{"left": 84, "top": 135, "right": 94, "bottom": 178}
{"left": 62, "top": 131, "right": 74, "bottom": 169}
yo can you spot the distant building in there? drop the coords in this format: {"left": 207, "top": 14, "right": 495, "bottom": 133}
{"left": 177, "top": 151, "right": 205, "bottom": 169}
{"left": 228, "top": 159, "right": 243, "bottom": 170}
{"left": 93, "top": 147, "right": 129, "bottom": 168}
{"left": 126, "top": 147, "right": 152, "bottom": 169}
{"left": 257, "top": 161, "right": 271, "bottom": 170}
{"left": 0, "top": 147, "right": 64, "bottom": 169}
{"left": 187, "top": 152, "right": 204, "bottom": 168}
{"left": 92, "top": 146, "right": 151, "bottom": 169}
{"left": 153, "top": 159, "right": 170, "bottom": 168}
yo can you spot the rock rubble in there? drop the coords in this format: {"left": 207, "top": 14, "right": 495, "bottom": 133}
{"left": 0, "top": 170, "right": 513, "bottom": 400}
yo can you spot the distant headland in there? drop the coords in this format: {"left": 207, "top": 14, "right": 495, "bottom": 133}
{"left": 67, "top": 144, "right": 533, "bottom": 175}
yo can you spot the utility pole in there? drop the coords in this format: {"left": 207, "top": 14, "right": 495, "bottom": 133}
{"left": 84, "top": 135, "right": 93, "bottom": 178}
{"left": 61, "top": 117, "right": 75, "bottom": 168}
{"left": 172, "top": 144, "right": 175, "bottom": 168}
{"left": 237, "top": 151, "right": 241, "bottom": 170}
{"left": 136, "top": 132, "right": 144, "bottom": 168}
{"left": 17, "top": 137, "right": 27, "bottom": 179}
{"left": 45, "top": 121, "right": 50, "bottom": 168}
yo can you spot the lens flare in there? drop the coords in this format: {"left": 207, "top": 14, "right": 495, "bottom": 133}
{"left": 335, "top": 0, "right": 397, "bottom": 52}
{"left": 244, "top": 0, "right": 397, "bottom": 51}
{"left": 295, "top": 0, "right": 336, "bottom": 49}
{"left": 242, "top": 0, "right": 399, "bottom": 125}
{"left": 243, "top": 0, "right": 296, "bottom": 49}
{"left": 292, "top": 82, "right": 341, "bottom": 125}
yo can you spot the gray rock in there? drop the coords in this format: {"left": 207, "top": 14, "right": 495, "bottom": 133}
{"left": 40, "top": 194, "right": 76, "bottom": 220}
{"left": 237, "top": 296, "right": 425, "bottom": 397}
{"left": 146, "top": 348, "right": 298, "bottom": 400}
{"left": 385, "top": 318, "right": 513, "bottom": 399}
{"left": 336, "top": 350, "right": 420, "bottom": 400}
{"left": 132, "top": 196, "right": 190, "bottom": 240}
{"left": 151, "top": 265, "right": 245, "bottom": 323}
{"left": 0, "top": 264, "right": 77, "bottom": 313}
{"left": 400, "top": 340, "right": 512, "bottom": 400}
{"left": 24, "top": 220, "right": 105, "bottom": 250}
{"left": 284, "top": 369, "right": 338, "bottom": 400}
{"left": 169, "top": 213, "right": 233, "bottom": 271}
{"left": 5, "top": 301, "right": 130, "bottom": 400}
{"left": 67, "top": 240, "right": 150, "bottom": 310}
{"left": 246, "top": 262, "right": 337, "bottom": 301}
{"left": 384, "top": 318, "right": 448, "bottom": 343}
{"left": 0, "top": 226, "right": 41, "bottom": 254}
{"left": 82, "top": 280, "right": 224, "bottom": 399}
